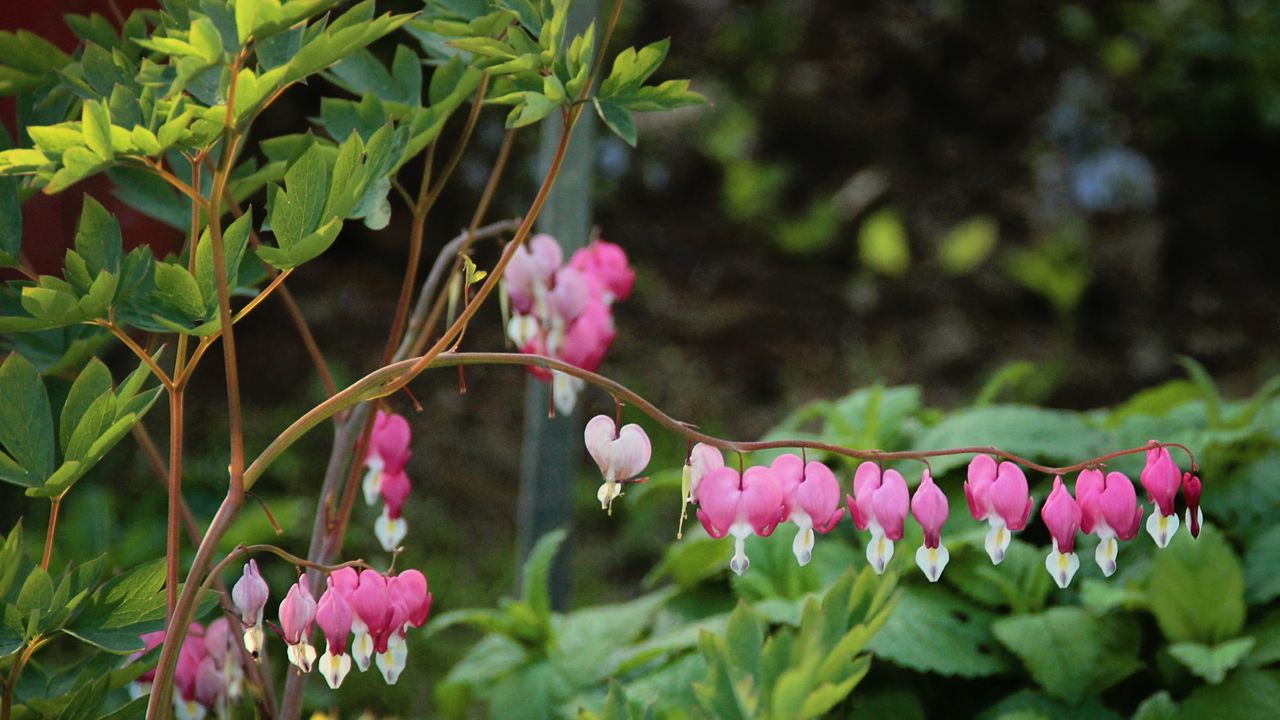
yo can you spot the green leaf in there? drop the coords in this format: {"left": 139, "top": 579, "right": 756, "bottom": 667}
{"left": 869, "top": 585, "right": 1010, "bottom": 677}
{"left": 17, "top": 566, "right": 53, "bottom": 615}
{"left": 992, "top": 607, "right": 1141, "bottom": 701}
{"left": 1147, "top": 526, "right": 1246, "bottom": 644}
{"left": 0, "top": 521, "right": 23, "bottom": 599}
{"left": 1244, "top": 525, "right": 1280, "bottom": 605}
{"left": 52, "top": 672, "right": 109, "bottom": 720}
{"left": 601, "top": 679, "right": 632, "bottom": 720}
{"left": 939, "top": 215, "right": 999, "bottom": 275}
{"left": 521, "top": 528, "right": 566, "bottom": 623}
{"left": 0, "top": 352, "right": 56, "bottom": 484}
{"left": 1180, "top": 670, "right": 1280, "bottom": 720}
{"left": 195, "top": 212, "right": 252, "bottom": 309}
{"left": 506, "top": 92, "right": 558, "bottom": 128}
{"left": 64, "top": 559, "right": 167, "bottom": 653}
{"left": 152, "top": 262, "right": 205, "bottom": 320}
{"left": 858, "top": 208, "right": 910, "bottom": 277}
{"left": 1169, "top": 638, "right": 1256, "bottom": 684}
{"left": 189, "top": 17, "right": 224, "bottom": 64}
{"left": 1131, "top": 692, "right": 1179, "bottom": 720}
{"left": 74, "top": 196, "right": 122, "bottom": 276}
{"left": 58, "top": 358, "right": 112, "bottom": 453}
{"left": 81, "top": 100, "right": 114, "bottom": 161}
{"left": 594, "top": 98, "right": 636, "bottom": 147}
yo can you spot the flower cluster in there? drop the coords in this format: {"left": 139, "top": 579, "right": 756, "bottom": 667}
{"left": 274, "top": 567, "right": 432, "bottom": 688}
{"left": 504, "top": 235, "right": 634, "bottom": 413}
{"left": 582, "top": 420, "right": 1203, "bottom": 588}
{"left": 128, "top": 618, "right": 245, "bottom": 720}
{"left": 360, "top": 411, "right": 414, "bottom": 552}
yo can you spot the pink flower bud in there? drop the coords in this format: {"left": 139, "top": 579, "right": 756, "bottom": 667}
{"left": 1041, "top": 477, "right": 1081, "bottom": 554}
{"left": 687, "top": 443, "right": 724, "bottom": 503}
{"left": 1140, "top": 444, "right": 1181, "bottom": 518}
{"left": 390, "top": 569, "right": 433, "bottom": 629}
{"left": 1183, "top": 472, "right": 1203, "bottom": 538}
{"left": 280, "top": 575, "right": 318, "bottom": 672}
{"left": 911, "top": 470, "right": 949, "bottom": 550}
{"left": 911, "top": 470, "right": 951, "bottom": 582}
{"left": 560, "top": 301, "right": 615, "bottom": 372}
{"left": 316, "top": 581, "right": 354, "bottom": 655}
{"left": 231, "top": 559, "right": 268, "bottom": 629}
{"left": 368, "top": 411, "right": 412, "bottom": 474}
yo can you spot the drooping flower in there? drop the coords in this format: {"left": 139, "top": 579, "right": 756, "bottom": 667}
{"left": 280, "top": 575, "right": 318, "bottom": 673}
{"left": 231, "top": 559, "right": 268, "bottom": 659}
{"left": 1140, "top": 444, "right": 1181, "bottom": 547}
{"left": 910, "top": 470, "right": 950, "bottom": 582}
{"left": 583, "top": 415, "right": 652, "bottom": 512}
{"left": 772, "top": 454, "right": 845, "bottom": 566}
{"left": 964, "top": 456, "right": 1033, "bottom": 564}
{"left": 1075, "top": 468, "right": 1143, "bottom": 576}
{"left": 362, "top": 411, "right": 412, "bottom": 507}
{"left": 1183, "top": 471, "right": 1203, "bottom": 538}
{"left": 848, "top": 463, "right": 910, "bottom": 574}
{"left": 349, "top": 570, "right": 395, "bottom": 673}
{"left": 504, "top": 233, "right": 564, "bottom": 313}
{"left": 696, "top": 466, "right": 786, "bottom": 575}
{"left": 316, "top": 577, "right": 355, "bottom": 689}
{"left": 1041, "top": 477, "right": 1082, "bottom": 589}
{"left": 569, "top": 239, "right": 636, "bottom": 302}
{"left": 202, "top": 617, "right": 244, "bottom": 706}
{"left": 375, "top": 469, "right": 411, "bottom": 552}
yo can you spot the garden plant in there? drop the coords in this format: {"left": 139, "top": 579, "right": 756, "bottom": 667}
{"left": 0, "top": 1, "right": 1274, "bottom": 719}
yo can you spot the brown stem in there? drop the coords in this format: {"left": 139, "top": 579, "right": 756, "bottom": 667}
{"left": 94, "top": 321, "right": 173, "bottom": 389}
{"left": 1, "top": 637, "right": 46, "bottom": 720}
{"left": 40, "top": 496, "right": 62, "bottom": 571}
{"left": 165, "top": 388, "right": 183, "bottom": 620}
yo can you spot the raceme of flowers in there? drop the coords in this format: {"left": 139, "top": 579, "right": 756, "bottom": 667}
{"left": 503, "top": 235, "right": 634, "bottom": 414}
{"left": 129, "top": 562, "right": 432, "bottom": 716}
{"left": 583, "top": 418, "right": 1202, "bottom": 588}
{"left": 361, "top": 410, "right": 414, "bottom": 552}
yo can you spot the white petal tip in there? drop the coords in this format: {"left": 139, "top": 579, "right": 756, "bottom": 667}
{"left": 375, "top": 514, "right": 408, "bottom": 552}
{"left": 286, "top": 642, "right": 317, "bottom": 673}
{"left": 866, "top": 535, "right": 894, "bottom": 574}
{"left": 915, "top": 544, "right": 949, "bottom": 582}
{"left": 319, "top": 650, "right": 352, "bottom": 689}
{"left": 1146, "top": 511, "right": 1179, "bottom": 548}
{"left": 1045, "top": 550, "right": 1080, "bottom": 589}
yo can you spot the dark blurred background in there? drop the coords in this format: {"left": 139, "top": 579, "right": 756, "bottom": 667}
{"left": 6, "top": 0, "right": 1280, "bottom": 709}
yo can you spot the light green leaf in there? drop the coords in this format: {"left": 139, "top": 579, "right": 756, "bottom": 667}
{"left": 81, "top": 100, "right": 114, "bottom": 161}
{"left": 189, "top": 17, "right": 224, "bottom": 64}
{"left": 939, "top": 215, "right": 999, "bottom": 275}
{"left": 1147, "top": 526, "right": 1245, "bottom": 644}
{"left": 1131, "top": 692, "right": 1179, "bottom": 720}
{"left": 521, "top": 528, "right": 566, "bottom": 623}
{"left": 1170, "top": 638, "right": 1256, "bottom": 684}
{"left": 74, "top": 195, "right": 122, "bottom": 276}
{"left": 1179, "top": 670, "right": 1280, "bottom": 720}
{"left": 858, "top": 209, "right": 910, "bottom": 277}
{"left": 64, "top": 559, "right": 167, "bottom": 653}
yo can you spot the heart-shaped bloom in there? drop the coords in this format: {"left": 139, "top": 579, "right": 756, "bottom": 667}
{"left": 560, "top": 301, "right": 616, "bottom": 375}
{"left": 1041, "top": 477, "right": 1082, "bottom": 588}
{"left": 771, "top": 454, "right": 845, "bottom": 566}
{"left": 678, "top": 443, "right": 725, "bottom": 539}
{"left": 376, "top": 570, "right": 431, "bottom": 686}
{"left": 964, "top": 457, "right": 1033, "bottom": 564}
{"left": 362, "top": 411, "right": 412, "bottom": 506}
{"left": 569, "top": 239, "right": 635, "bottom": 302}
{"left": 1140, "top": 444, "right": 1181, "bottom": 547}
{"left": 316, "top": 578, "right": 354, "bottom": 689}
{"left": 1182, "top": 472, "right": 1203, "bottom": 538}
{"left": 910, "top": 470, "right": 950, "bottom": 582}
{"left": 550, "top": 266, "right": 592, "bottom": 323}
{"left": 231, "top": 559, "right": 268, "bottom": 659}
{"left": 349, "top": 570, "right": 396, "bottom": 672}
{"left": 697, "top": 466, "right": 786, "bottom": 575}
{"left": 280, "top": 575, "right": 318, "bottom": 673}
{"left": 584, "top": 415, "right": 652, "bottom": 512}
{"left": 375, "top": 469, "right": 411, "bottom": 551}
{"left": 1075, "top": 469, "right": 1143, "bottom": 576}
{"left": 504, "top": 233, "right": 564, "bottom": 313}
{"left": 848, "top": 463, "right": 910, "bottom": 574}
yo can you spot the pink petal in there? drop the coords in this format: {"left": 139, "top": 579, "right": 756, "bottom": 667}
{"left": 696, "top": 467, "right": 743, "bottom": 538}
{"left": 379, "top": 470, "right": 411, "bottom": 519}
{"left": 965, "top": 455, "right": 997, "bottom": 520}
{"left": 797, "top": 461, "right": 844, "bottom": 532}
{"left": 688, "top": 443, "right": 724, "bottom": 502}
{"left": 991, "top": 463, "right": 1031, "bottom": 530}
{"left": 741, "top": 466, "right": 785, "bottom": 536}
{"left": 1140, "top": 445, "right": 1180, "bottom": 516}
{"left": 583, "top": 415, "right": 617, "bottom": 476}
{"left": 371, "top": 412, "right": 412, "bottom": 473}
{"left": 279, "top": 576, "right": 317, "bottom": 644}
{"left": 872, "top": 469, "right": 910, "bottom": 540}
{"left": 771, "top": 454, "right": 804, "bottom": 515}
{"left": 392, "top": 569, "right": 432, "bottom": 628}
{"left": 610, "top": 423, "right": 652, "bottom": 480}
{"left": 1100, "top": 471, "right": 1142, "bottom": 540}
{"left": 316, "top": 583, "right": 353, "bottom": 654}
{"left": 1074, "top": 469, "right": 1105, "bottom": 534}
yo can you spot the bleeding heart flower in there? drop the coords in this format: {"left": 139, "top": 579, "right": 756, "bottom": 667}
{"left": 848, "top": 462, "right": 910, "bottom": 574}
{"left": 1041, "top": 477, "right": 1082, "bottom": 589}
{"left": 583, "top": 415, "right": 651, "bottom": 512}
{"left": 316, "top": 578, "right": 354, "bottom": 689}
{"left": 964, "top": 456, "right": 1033, "bottom": 565}
{"left": 503, "top": 233, "right": 564, "bottom": 313}
{"left": 1076, "top": 469, "right": 1143, "bottom": 576}
{"left": 362, "top": 411, "right": 412, "bottom": 507}
{"left": 1140, "top": 444, "right": 1181, "bottom": 547}
{"left": 569, "top": 239, "right": 635, "bottom": 302}
{"left": 910, "top": 470, "right": 950, "bottom": 582}
{"left": 696, "top": 466, "right": 786, "bottom": 575}
{"left": 772, "top": 454, "right": 845, "bottom": 566}
{"left": 1183, "top": 472, "right": 1203, "bottom": 538}
{"left": 349, "top": 570, "right": 395, "bottom": 672}
{"left": 279, "top": 575, "right": 318, "bottom": 673}
{"left": 231, "top": 559, "right": 268, "bottom": 659}
{"left": 375, "top": 470, "right": 411, "bottom": 551}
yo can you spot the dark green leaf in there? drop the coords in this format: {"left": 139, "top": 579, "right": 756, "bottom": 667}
{"left": 594, "top": 98, "right": 636, "bottom": 147}
{"left": 869, "top": 585, "right": 1011, "bottom": 677}
{"left": 1147, "top": 526, "right": 1245, "bottom": 644}
{"left": 74, "top": 196, "right": 122, "bottom": 276}
{"left": 0, "top": 352, "right": 56, "bottom": 484}
{"left": 59, "top": 358, "right": 112, "bottom": 453}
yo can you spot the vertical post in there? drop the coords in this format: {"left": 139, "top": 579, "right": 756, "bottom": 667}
{"left": 515, "top": 0, "right": 600, "bottom": 609}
